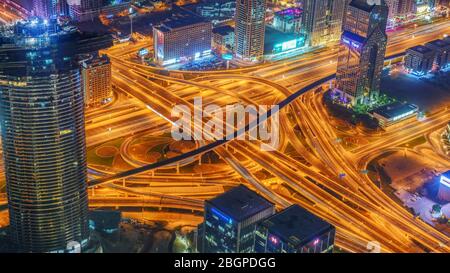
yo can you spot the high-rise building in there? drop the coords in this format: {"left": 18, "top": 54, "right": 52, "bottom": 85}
{"left": 0, "top": 19, "right": 112, "bottom": 253}
{"left": 81, "top": 55, "right": 112, "bottom": 107}
{"left": 234, "top": 0, "right": 267, "bottom": 63}
{"left": 386, "top": 0, "right": 415, "bottom": 19}
{"left": 68, "top": 0, "right": 131, "bottom": 22}
{"left": 32, "top": 0, "right": 70, "bottom": 18}
{"left": 299, "top": 0, "right": 347, "bottom": 47}
{"left": 334, "top": 0, "right": 388, "bottom": 106}
{"left": 254, "top": 205, "right": 336, "bottom": 253}
{"left": 153, "top": 12, "right": 212, "bottom": 66}
{"left": 404, "top": 45, "right": 435, "bottom": 75}
{"left": 201, "top": 185, "right": 275, "bottom": 253}
{"left": 32, "top": 0, "right": 57, "bottom": 18}
{"left": 397, "top": 0, "right": 415, "bottom": 16}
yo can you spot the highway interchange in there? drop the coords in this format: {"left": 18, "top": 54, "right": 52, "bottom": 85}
{"left": 0, "top": 8, "right": 448, "bottom": 252}
{"left": 80, "top": 19, "right": 450, "bottom": 253}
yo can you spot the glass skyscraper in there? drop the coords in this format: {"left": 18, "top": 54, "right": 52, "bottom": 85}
{"left": 234, "top": 0, "right": 267, "bottom": 63}
{"left": 0, "top": 19, "right": 111, "bottom": 252}
{"left": 335, "top": 0, "right": 388, "bottom": 106}
{"left": 299, "top": 0, "right": 348, "bottom": 47}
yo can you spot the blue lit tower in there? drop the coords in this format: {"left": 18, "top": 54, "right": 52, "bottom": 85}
{"left": 0, "top": 19, "right": 111, "bottom": 252}
{"left": 334, "top": 0, "right": 388, "bottom": 106}
{"left": 201, "top": 185, "right": 275, "bottom": 253}
{"left": 234, "top": 0, "right": 267, "bottom": 63}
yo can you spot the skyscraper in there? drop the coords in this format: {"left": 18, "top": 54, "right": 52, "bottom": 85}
{"left": 0, "top": 19, "right": 111, "bottom": 253}
{"left": 386, "top": 0, "right": 414, "bottom": 18}
{"left": 334, "top": 0, "right": 388, "bottom": 106}
{"left": 299, "top": 0, "right": 348, "bottom": 47}
{"left": 82, "top": 54, "right": 113, "bottom": 107}
{"left": 32, "top": 0, "right": 56, "bottom": 18}
{"left": 234, "top": 0, "right": 267, "bottom": 63}
{"left": 33, "top": 0, "right": 69, "bottom": 18}
{"left": 201, "top": 185, "right": 275, "bottom": 253}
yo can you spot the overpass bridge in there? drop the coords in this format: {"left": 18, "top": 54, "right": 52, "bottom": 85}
{"left": 0, "top": 0, "right": 30, "bottom": 18}
{"left": 89, "top": 196, "right": 204, "bottom": 212}
{"left": 89, "top": 52, "right": 407, "bottom": 188}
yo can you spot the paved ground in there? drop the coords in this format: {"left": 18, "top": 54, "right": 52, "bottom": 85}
{"left": 381, "top": 69, "right": 450, "bottom": 112}
{"left": 395, "top": 189, "right": 450, "bottom": 237}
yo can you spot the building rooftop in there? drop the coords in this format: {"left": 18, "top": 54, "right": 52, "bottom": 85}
{"left": 260, "top": 205, "right": 333, "bottom": 247}
{"left": 154, "top": 11, "right": 209, "bottom": 32}
{"left": 82, "top": 54, "right": 110, "bottom": 68}
{"left": 212, "top": 25, "right": 234, "bottom": 36}
{"left": 371, "top": 102, "right": 418, "bottom": 120}
{"left": 444, "top": 36, "right": 450, "bottom": 44}
{"left": 407, "top": 45, "right": 434, "bottom": 54}
{"left": 442, "top": 170, "right": 450, "bottom": 179}
{"left": 349, "top": 0, "right": 378, "bottom": 12}
{"left": 275, "top": 8, "right": 303, "bottom": 19}
{"left": 425, "top": 39, "right": 450, "bottom": 49}
{"left": 89, "top": 210, "right": 121, "bottom": 231}
{"left": 207, "top": 185, "right": 274, "bottom": 222}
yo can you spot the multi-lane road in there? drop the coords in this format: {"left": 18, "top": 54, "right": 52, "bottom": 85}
{"left": 0, "top": 16, "right": 448, "bottom": 253}
{"left": 80, "top": 19, "right": 450, "bottom": 253}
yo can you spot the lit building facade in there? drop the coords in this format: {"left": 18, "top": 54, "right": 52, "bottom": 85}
{"left": 425, "top": 39, "right": 450, "bottom": 70}
{"left": 194, "top": 0, "right": 236, "bottom": 24}
{"left": 272, "top": 8, "right": 303, "bottom": 34}
{"left": 264, "top": 27, "right": 306, "bottom": 58}
{"left": 68, "top": 0, "right": 131, "bottom": 22}
{"left": 254, "top": 205, "right": 335, "bottom": 253}
{"left": 442, "top": 122, "right": 450, "bottom": 156}
{"left": 334, "top": 0, "right": 388, "bottom": 106}
{"left": 153, "top": 13, "right": 212, "bottom": 66}
{"left": 369, "top": 102, "right": 419, "bottom": 128}
{"left": 386, "top": 0, "right": 415, "bottom": 18}
{"left": 212, "top": 25, "right": 235, "bottom": 53}
{"left": 415, "top": 0, "right": 434, "bottom": 15}
{"left": 438, "top": 170, "right": 450, "bottom": 202}
{"left": 32, "top": 0, "right": 57, "bottom": 18}
{"left": 32, "top": 0, "right": 71, "bottom": 18}
{"left": 0, "top": 19, "right": 112, "bottom": 252}
{"left": 404, "top": 45, "right": 435, "bottom": 75}
{"left": 201, "top": 185, "right": 275, "bottom": 253}
{"left": 234, "top": 0, "right": 267, "bottom": 63}
{"left": 81, "top": 55, "right": 112, "bottom": 107}
{"left": 299, "top": 0, "right": 347, "bottom": 47}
